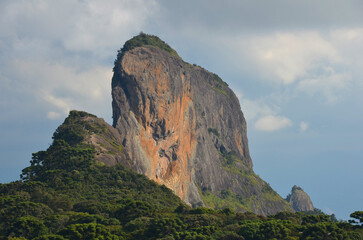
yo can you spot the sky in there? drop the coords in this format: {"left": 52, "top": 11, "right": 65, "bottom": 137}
{"left": 1, "top": 0, "right": 362, "bottom": 220}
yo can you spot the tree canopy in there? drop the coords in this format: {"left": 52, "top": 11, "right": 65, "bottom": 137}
{"left": 1, "top": 111, "right": 362, "bottom": 239}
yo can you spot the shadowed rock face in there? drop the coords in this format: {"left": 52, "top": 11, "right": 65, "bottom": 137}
{"left": 287, "top": 185, "right": 315, "bottom": 212}
{"left": 110, "top": 37, "right": 292, "bottom": 215}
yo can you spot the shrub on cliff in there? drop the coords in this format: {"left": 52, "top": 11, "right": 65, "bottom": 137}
{"left": 113, "top": 33, "right": 180, "bottom": 72}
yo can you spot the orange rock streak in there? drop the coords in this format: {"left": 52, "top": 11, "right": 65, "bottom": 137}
{"left": 126, "top": 59, "right": 196, "bottom": 201}
{"left": 235, "top": 130, "right": 244, "bottom": 156}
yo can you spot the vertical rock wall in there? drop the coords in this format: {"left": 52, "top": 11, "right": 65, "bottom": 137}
{"left": 111, "top": 45, "right": 292, "bottom": 215}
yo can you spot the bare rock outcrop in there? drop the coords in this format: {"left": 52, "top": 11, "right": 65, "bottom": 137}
{"left": 109, "top": 34, "right": 292, "bottom": 215}
{"left": 286, "top": 185, "right": 315, "bottom": 212}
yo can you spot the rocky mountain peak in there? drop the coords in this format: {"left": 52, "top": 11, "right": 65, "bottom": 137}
{"left": 109, "top": 33, "right": 292, "bottom": 215}
{"left": 113, "top": 33, "right": 180, "bottom": 74}
{"left": 286, "top": 185, "right": 315, "bottom": 212}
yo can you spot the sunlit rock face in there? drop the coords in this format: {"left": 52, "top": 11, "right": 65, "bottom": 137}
{"left": 110, "top": 36, "right": 292, "bottom": 215}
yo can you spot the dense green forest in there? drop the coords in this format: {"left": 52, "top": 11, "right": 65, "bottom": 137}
{"left": 1, "top": 111, "right": 362, "bottom": 239}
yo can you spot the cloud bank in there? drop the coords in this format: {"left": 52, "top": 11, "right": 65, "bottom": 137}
{"left": 255, "top": 115, "right": 292, "bottom": 132}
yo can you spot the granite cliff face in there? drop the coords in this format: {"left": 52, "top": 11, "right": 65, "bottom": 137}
{"left": 109, "top": 34, "right": 292, "bottom": 215}
{"left": 286, "top": 185, "right": 315, "bottom": 212}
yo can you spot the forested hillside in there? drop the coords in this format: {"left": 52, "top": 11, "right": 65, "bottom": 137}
{"left": 0, "top": 111, "right": 362, "bottom": 239}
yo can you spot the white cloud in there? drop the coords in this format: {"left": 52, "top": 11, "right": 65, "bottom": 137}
{"left": 255, "top": 115, "right": 292, "bottom": 132}
{"left": 47, "top": 111, "right": 61, "bottom": 120}
{"left": 0, "top": 0, "right": 158, "bottom": 61}
{"left": 329, "top": 28, "right": 363, "bottom": 86}
{"left": 330, "top": 28, "right": 363, "bottom": 46}
{"left": 246, "top": 31, "right": 339, "bottom": 84}
{"left": 238, "top": 93, "right": 291, "bottom": 132}
{"left": 63, "top": 0, "right": 158, "bottom": 56}
{"left": 240, "top": 98, "right": 275, "bottom": 121}
{"left": 4, "top": 59, "right": 113, "bottom": 120}
{"left": 211, "top": 28, "right": 362, "bottom": 105}
{"left": 300, "top": 121, "right": 308, "bottom": 132}
{"left": 42, "top": 93, "right": 72, "bottom": 115}
{"left": 0, "top": 0, "right": 161, "bottom": 123}
{"left": 297, "top": 67, "right": 350, "bottom": 103}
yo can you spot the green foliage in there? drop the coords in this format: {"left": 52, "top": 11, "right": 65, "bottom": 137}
{"left": 351, "top": 211, "right": 363, "bottom": 222}
{"left": 8, "top": 216, "right": 48, "bottom": 239}
{"left": 350, "top": 211, "right": 363, "bottom": 226}
{"left": 33, "top": 234, "right": 67, "bottom": 240}
{"left": 302, "top": 214, "right": 331, "bottom": 224}
{"left": 213, "top": 73, "right": 228, "bottom": 86}
{"left": 1, "top": 170, "right": 362, "bottom": 240}
{"left": 114, "top": 33, "right": 180, "bottom": 72}
{"left": 300, "top": 222, "right": 356, "bottom": 240}
{"left": 0, "top": 110, "right": 362, "bottom": 239}
{"left": 189, "top": 207, "right": 216, "bottom": 215}
{"left": 210, "top": 73, "right": 229, "bottom": 96}
{"left": 187, "top": 63, "right": 229, "bottom": 88}
{"left": 220, "top": 150, "right": 239, "bottom": 166}
{"left": 21, "top": 140, "right": 95, "bottom": 181}
{"left": 0, "top": 201, "right": 53, "bottom": 223}
{"left": 60, "top": 223, "right": 122, "bottom": 240}
{"left": 20, "top": 111, "right": 119, "bottom": 181}
{"left": 212, "top": 85, "right": 228, "bottom": 97}
{"left": 207, "top": 148, "right": 290, "bottom": 214}
{"left": 301, "top": 207, "right": 325, "bottom": 215}
{"left": 53, "top": 110, "right": 96, "bottom": 146}
{"left": 199, "top": 188, "right": 249, "bottom": 212}
{"left": 239, "top": 219, "right": 295, "bottom": 240}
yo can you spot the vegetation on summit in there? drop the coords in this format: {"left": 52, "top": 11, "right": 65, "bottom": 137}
{"left": 112, "top": 33, "right": 229, "bottom": 87}
{"left": 113, "top": 32, "right": 180, "bottom": 72}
